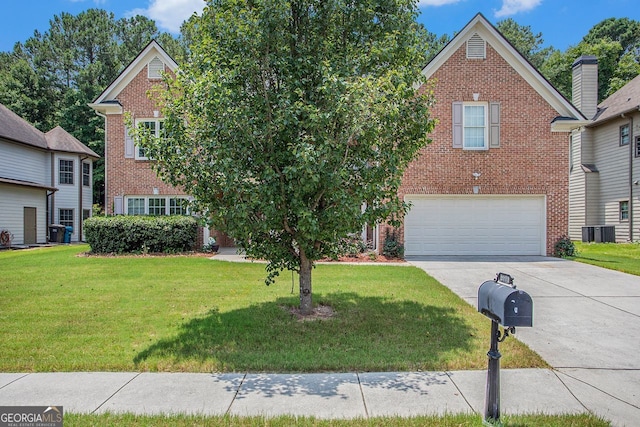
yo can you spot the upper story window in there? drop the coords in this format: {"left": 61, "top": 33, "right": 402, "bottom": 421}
{"left": 148, "top": 57, "right": 164, "bottom": 79}
{"left": 82, "top": 162, "right": 91, "bottom": 187}
{"left": 135, "top": 119, "right": 165, "bottom": 160}
{"left": 635, "top": 136, "right": 640, "bottom": 157}
{"left": 463, "top": 103, "right": 488, "bottom": 150}
{"left": 453, "top": 101, "right": 499, "bottom": 150}
{"left": 620, "top": 124, "right": 630, "bottom": 146}
{"left": 59, "top": 159, "right": 74, "bottom": 185}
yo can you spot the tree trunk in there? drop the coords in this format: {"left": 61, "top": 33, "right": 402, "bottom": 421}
{"left": 299, "top": 252, "right": 313, "bottom": 315}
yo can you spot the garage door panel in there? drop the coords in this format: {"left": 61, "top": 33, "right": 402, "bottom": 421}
{"left": 404, "top": 196, "right": 545, "bottom": 256}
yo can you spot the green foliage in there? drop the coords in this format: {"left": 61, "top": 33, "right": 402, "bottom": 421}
{"left": 573, "top": 242, "right": 640, "bottom": 276}
{"left": 496, "top": 18, "right": 553, "bottom": 69}
{"left": 554, "top": 235, "right": 577, "bottom": 258}
{"left": 84, "top": 215, "right": 197, "bottom": 254}
{"left": 141, "top": 0, "right": 437, "bottom": 300}
{"left": 382, "top": 230, "right": 404, "bottom": 259}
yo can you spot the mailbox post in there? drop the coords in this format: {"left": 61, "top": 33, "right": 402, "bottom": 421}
{"left": 478, "top": 273, "right": 533, "bottom": 426}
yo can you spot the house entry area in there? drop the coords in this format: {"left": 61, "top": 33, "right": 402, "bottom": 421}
{"left": 403, "top": 195, "right": 546, "bottom": 256}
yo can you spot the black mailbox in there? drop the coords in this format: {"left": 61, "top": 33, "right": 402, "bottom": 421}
{"left": 478, "top": 273, "right": 532, "bottom": 328}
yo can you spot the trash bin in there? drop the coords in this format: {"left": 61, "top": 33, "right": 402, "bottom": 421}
{"left": 49, "top": 224, "right": 65, "bottom": 243}
{"left": 63, "top": 226, "right": 73, "bottom": 244}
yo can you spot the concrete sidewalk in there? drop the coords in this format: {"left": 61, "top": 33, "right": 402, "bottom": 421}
{"left": 0, "top": 369, "right": 587, "bottom": 419}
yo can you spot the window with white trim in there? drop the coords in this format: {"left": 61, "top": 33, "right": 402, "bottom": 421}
{"left": 148, "top": 198, "right": 166, "bottom": 216}
{"left": 135, "top": 119, "right": 164, "bottom": 160}
{"left": 59, "top": 159, "right": 74, "bottom": 185}
{"left": 82, "top": 162, "right": 91, "bottom": 186}
{"left": 620, "top": 201, "right": 629, "bottom": 221}
{"left": 59, "top": 209, "right": 74, "bottom": 228}
{"left": 169, "top": 198, "right": 188, "bottom": 215}
{"left": 620, "top": 124, "right": 630, "bottom": 146}
{"left": 127, "top": 198, "right": 146, "bottom": 215}
{"left": 463, "top": 103, "right": 488, "bottom": 150}
{"left": 126, "top": 196, "right": 189, "bottom": 216}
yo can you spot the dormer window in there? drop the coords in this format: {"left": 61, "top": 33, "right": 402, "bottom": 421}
{"left": 148, "top": 57, "right": 164, "bottom": 79}
{"left": 466, "top": 33, "right": 486, "bottom": 59}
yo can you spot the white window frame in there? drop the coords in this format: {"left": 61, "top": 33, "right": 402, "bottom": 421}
{"left": 134, "top": 119, "right": 164, "bottom": 160}
{"left": 59, "top": 208, "right": 74, "bottom": 229}
{"left": 463, "top": 102, "right": 488, "bottom": 150}
{"left": 82, "top": 162, "right": 91, "bottom": 187}
{"left": 125, "top": 196, "right": 189, "bottom": 216}
{"left": 620, "top": 124, "right": 630, "bottom": 146}
{"left": 620, "top": 200, "right": 629, "bottom": 221}
{"left": 59, "top": 159, "right": 74, "bottom": 185}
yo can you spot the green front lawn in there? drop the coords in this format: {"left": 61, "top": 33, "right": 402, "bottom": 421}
{"left": 0, "top": 245, "right": 545, "bottom": 373}
{"left": 572, "top": 242, "right": 640, "bottom": 276}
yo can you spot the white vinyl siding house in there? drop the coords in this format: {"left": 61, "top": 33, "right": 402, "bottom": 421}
{"left": 0, "top": 125, "right": 51, "bottom": 246}
{"left": 0, "top": 104, "right": 99, "bottom": 246}
{"left": 567, "top": 60, "right": 640, "bottom": 242}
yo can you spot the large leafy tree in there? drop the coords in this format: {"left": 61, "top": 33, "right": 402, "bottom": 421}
{"left": 141, "top": 0, "right": 436, "bottom": 314}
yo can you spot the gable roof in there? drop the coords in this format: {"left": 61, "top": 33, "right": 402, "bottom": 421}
{"left": 0, "top": 103, "right": 99, "bottom": 158}
{"left": 45, "top": 126, "right": 99, "bottom": 158}
{"left": 0, "top": 104, "right": 48, "bottom": 150}
{"left": 422, "top": 13, "right": 586, "bottom": 123}
{"left": 591, "top": 73, "right": 640, "bottom": 125}
{"left": 89, "top": 40, "right": 178, "bottom": 115}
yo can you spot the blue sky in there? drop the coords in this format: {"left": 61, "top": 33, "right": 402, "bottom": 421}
{"left": 1, "top": 0, "right": 640, "bottom": 53}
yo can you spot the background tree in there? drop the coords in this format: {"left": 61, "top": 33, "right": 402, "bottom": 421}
{"left": 496, "top": 18, "right": 552, "bottom": 69}
{"left": 139, "top": 0, "right": 437, "bottom": 315}
{"left": 0, "top": 9, "right": 185, "bottom": 206}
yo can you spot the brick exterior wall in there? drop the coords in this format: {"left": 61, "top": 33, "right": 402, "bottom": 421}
{"left": 395, "top": 43, "right": 569, "bottom": 256}
{"left": 105, "top": 67, "right": 177, "bottom": 213}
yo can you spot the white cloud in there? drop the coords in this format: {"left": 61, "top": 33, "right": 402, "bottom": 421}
{"left": 494, "top": 0, "right": 542, "bottom": 18}
{"left": 128, "top": 0, "right": 205, "bottom": 33}
{"left": 417, "top": 0, "right": 462, "bottom": 6}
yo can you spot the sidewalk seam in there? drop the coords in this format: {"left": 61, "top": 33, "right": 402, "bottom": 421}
{"left": 555, "top": 369, "right": 640, "bottom": 411}
{"left": 91, "top": 372, "right": 141, "bottom": 414}
{"left": 445, "top": 371, "right": 477, "bottom": 414}
{"left": 356, "top": 372, "right": 369, "bottom": 418}
{"left": 224, "top": 373, "right": 247, "bottom": 415}
{"left": 0, "top": 373, "right": 30, "bottom": 391}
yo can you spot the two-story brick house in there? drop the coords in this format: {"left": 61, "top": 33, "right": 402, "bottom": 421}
{"left": 92, "top": 15, "right": 586, "bottom": 257}
{"left": 395, "top": 13, "right": 584, "bottom": 256}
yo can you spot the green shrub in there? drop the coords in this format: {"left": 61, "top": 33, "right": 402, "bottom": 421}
{"left": 382, "top": 230, "right": 404, "bottom": 259}
{"left": 84, "top": 215, "right": 198, "bottom": 254}
{"left": 554, "top": 235, "right": 577, "bottom": 258}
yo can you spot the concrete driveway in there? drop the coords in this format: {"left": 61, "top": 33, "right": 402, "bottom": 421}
{"left": 407, "top": 256, "right": 640, "bottom": 426}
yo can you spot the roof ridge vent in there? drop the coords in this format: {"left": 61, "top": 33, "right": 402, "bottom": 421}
{"left": 467, "top": 33, "right": 486, "bottom": 59}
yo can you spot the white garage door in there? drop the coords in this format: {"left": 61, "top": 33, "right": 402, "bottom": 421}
{"left": 404, "top": 195, "right": 546, "bottom": 256}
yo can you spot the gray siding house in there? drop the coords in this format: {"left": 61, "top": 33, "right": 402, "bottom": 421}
{"left": 0, "top": 104, "right": 99, "bottom": 246}
{"left": 566, "top": 56, "right": 640, "bottom": 242}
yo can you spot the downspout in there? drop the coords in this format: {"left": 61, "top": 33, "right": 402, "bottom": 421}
{"left": 630, "top": 115, "right": 634, "bottom": 242}
{"left": 95, "top": 111, "right": 107, "bottom": 215}
{"left": 50, "top": 152, "right": 55, "bottom": 225}
{"left": 79, "top": 155, "right": 89, "bottom": 241}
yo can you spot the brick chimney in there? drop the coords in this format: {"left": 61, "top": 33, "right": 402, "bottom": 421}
{"left": 572, "top": 55, "right": 598, "bottom": 120}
